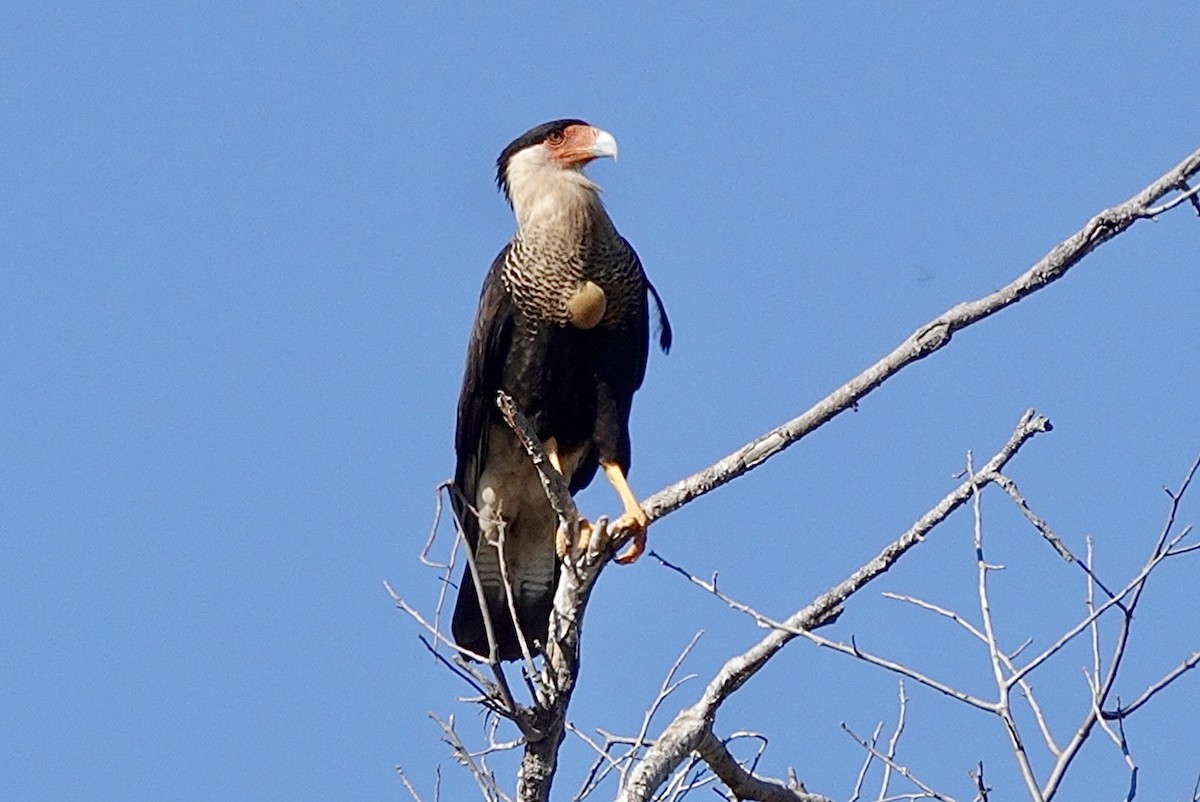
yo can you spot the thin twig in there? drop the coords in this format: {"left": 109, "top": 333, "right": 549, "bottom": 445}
{"left": 397, "top": 765, "right": 431, "bottom": 802}
{"left": 696, "top": 729, "right": 831, "bottom": 802}
{"left": 388, "top": 581, "right": 489, "bottom": 664}
{"left": 992, "top": 473, "right": 1072, "bottom": 560}
{"left": 848, "top": 721, "right": 883, "bottom": 802}
{"left": 1010, "top": 533, "right": 1186, "bottom": 687}
{"left": 777, "top": 614, "right": 996, "bottom": 712}
{"left": 880, "top": 682, "right": 908, "bottom": 800}
{"left": 432, "top": 714, "right": 513, "bottom": 802}
{"left": 567, "top": 723, "right": 627, "bottom": 801}
{"left": 969, "top": 456, "right": 1043, "bottom": 802}
{"left": 1105, "top": 651, "right": 1200, "bottom": 720}
{"left": 494, "top": 522, "right": 541, "bottom": 684}
{"left": 619, "top": 412, "right": 1051, "bottom": 802}
{"left": 1141, "top": 180, "right": 1200, "bottom": 216}
{"left": 882, "top": 592, "right": 1061, "bottom": 756}
{"left": 421, "top": 480, "right": 456, "bottom": 568}
{"left": 1088, "top": 686, "right": 1138, "bottom": 801}
{"left": 969, "top": 762, "right": 989, "bottom": 802}
{"left": 1039, "top": 455, "right": 1200, "bottom": 800}
{"left": 627, "top": 632, "right": 704, "bottom": 770}
{"left": 841, "top": 723, "right": 957, "bottom": 802}
{"left": 1087, "top": 538, "right": 1102, "bottom": 702}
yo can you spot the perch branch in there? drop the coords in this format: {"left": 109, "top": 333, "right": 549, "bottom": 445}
{"left": 496, "top": 392, "right": 580, "bottom": 530}
{"left": 640, "top": 147, "right": 1200, "bottom": 523}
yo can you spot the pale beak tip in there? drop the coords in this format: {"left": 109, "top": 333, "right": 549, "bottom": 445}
{"left": 591, "top": 129, "right": 619, "bottom": 162}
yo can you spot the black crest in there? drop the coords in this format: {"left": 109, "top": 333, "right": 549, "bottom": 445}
{"left": 495, "top": 118, "right": 589, "bottom": 201}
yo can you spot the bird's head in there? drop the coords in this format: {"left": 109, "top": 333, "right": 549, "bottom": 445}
{"left": 496, "top": 119, "right": 619, "bottom": 212}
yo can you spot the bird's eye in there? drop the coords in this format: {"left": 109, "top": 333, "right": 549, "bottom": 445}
{"left": 547, "top": 131, "right": 565, "bottom": 145}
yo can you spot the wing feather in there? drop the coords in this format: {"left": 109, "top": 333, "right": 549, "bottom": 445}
{"left": 452, "top": 245, "right": 514, "bottom": 554}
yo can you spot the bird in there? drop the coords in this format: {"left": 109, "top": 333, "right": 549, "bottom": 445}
{"left": 450, "top": 119, "right": 671, "bottom": 661}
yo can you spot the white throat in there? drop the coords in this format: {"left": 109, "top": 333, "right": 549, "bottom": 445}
{"left": 504, "top": 146, "right": 607, "bottom": 234}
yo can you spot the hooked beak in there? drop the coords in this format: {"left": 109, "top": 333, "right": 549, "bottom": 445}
{"left": 589, "top": 128, "right": 618, "bottom": 162}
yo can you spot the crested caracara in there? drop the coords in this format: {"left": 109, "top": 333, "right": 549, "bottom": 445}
{"left": 450, "top": 119, "right": 671, "bottom": 661}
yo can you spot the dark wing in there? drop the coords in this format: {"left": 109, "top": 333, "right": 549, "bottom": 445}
{"left": 582, "top": 239, "right": 670, "bottom": 474}
{"left": 646, "top": 276, "right": 672, "bottom": 354}
{"left": 620, "top": 236, "right": 671, "bottom": 357}
{"left": 452, "top": 245, "right": 514, "bottom": 555}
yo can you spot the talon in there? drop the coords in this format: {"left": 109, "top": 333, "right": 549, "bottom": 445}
{"left": 613, "top": 514, "right": 647, "bottom": 565}
{"left": 555, "top": 521, "right": 568, "bottom": 559}
{"left": 577, "top": 518, "right": 593, "bottom": 552}
{"left": 556, "top": 516, "right": 593, "bottom": 559}
{"left": 602, "top": 460, "right": 650, "bottom": 565}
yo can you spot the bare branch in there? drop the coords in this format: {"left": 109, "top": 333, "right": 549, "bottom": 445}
{"left": 420, "top": 638, "right": 493, "bottom": 704}
{"left": 791, "top": 620, "right": 995, "bottom": 713}
{"left": 420, "top": 480, "right": 456, "bottom": 569}
{"left": 841, "top": 723, "right": 957, "bottom": 802}
{"left": 517, "top": 515, "right": 614, "bottom": 802}
{"left": 991, "top": 473, "right": 1072, "bottom": 561}
{"left": 418, "top": 482, "right": 464, "bottom": 642}
{"left": 397, "top": 765, "right": 432, "bottom": 802}
{"left": 696, "top": 729, "right": 831, "bottom": 802}
{"left": 882, "top": 592, "right": 1061, "bottom": 756}
{"left": 1087, "top": 538, "right": 1101, "bottom": 693}
{"left": 628, "top": 632, "right": 703, "bottom": 771}
{"left": 496, "top": 392, "right": 580, "bottom": 531}
{"left": 882, "top": 593, "right": 983, "bottom": 638}
{"left": 1087, "top": 687, "right": 1138, "bottom": 801}
{"left": 1141, "top": 179, "right": 1200, "bottom": 216}
{"left": 567, "top": 723, "right": 627, "bottom": 801}
{"left": 848, "top": 721, "right": 884, "bottom": 802}
{"left": 494, "top": 523, "right": 541, "bottom": 684}
{"left": 641, "top": 148, "right": 1200, "bottom": 524}
{"left": 1038, "top": 454, "right": 1200, "bottom": 800}
{"left": 568, "top": 635, "right": 704, "bottom": 800}
{"left": 880, "top": 682, "right": 908, "bottom": 800}
{"left": 1167, "top": 534, "right": 1200, "bottom": 557}
{"left": 654, "top": 552, "right": 1001, "bottom": 712}
{"left": 1105, "top": 651, "right": 1200, "bottom": 720}
{"left": 432, "top": 714, "right": 513, "bottom": 802}
{"left": 387, "top": 581, "right": 489, "bottom": 664}
{"left": 1010, "top": 529, "right": 1188, "bottom": 688}
{"left": 968, "top": 762, "right": 990, "bottom": 802}
{"left": 1153, "top": 454, "right": 1200, "bottom": 553}
{"left": 969, "top": 458, "right": 1043, "bottom": 802}
{"left": 658, "top": 752, "right": 711, "bottom": 802}
{"left": 618, "top": 412, "right": 1051, "bottom": 802}
{"left": 453, "top": 496, "right": 508, "bottom": 667}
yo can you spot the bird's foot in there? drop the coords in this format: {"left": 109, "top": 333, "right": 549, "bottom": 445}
{"left": 555, "top": 516, "right": 594, "bottom": 560}
{"left": 612, "top": 508, "right": 649, "bottom": 565}
{"left": 599, "top": 460, "right": 649, "bottom": 565}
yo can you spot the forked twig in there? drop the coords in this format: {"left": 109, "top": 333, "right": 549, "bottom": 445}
{"left": 842, "top": 722, "right": 956, "bottom": 802}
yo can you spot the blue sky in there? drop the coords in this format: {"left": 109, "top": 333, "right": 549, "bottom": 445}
{"left": 5, "top": 3, "right": 1200, "bottom": 800}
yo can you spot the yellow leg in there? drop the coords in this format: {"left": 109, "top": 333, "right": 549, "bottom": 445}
{"left": 602, "top": 460, "right": 648, "bottom": 564}
{"left": 547, "top": 437, "right": 594, "bottom": 558}
{"left": 544, "top": 436, "right": 564, "bottom": 475}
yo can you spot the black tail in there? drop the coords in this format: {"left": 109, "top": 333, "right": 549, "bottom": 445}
{"left": 451, "top": 568, "right": 553, "bottom": 662}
